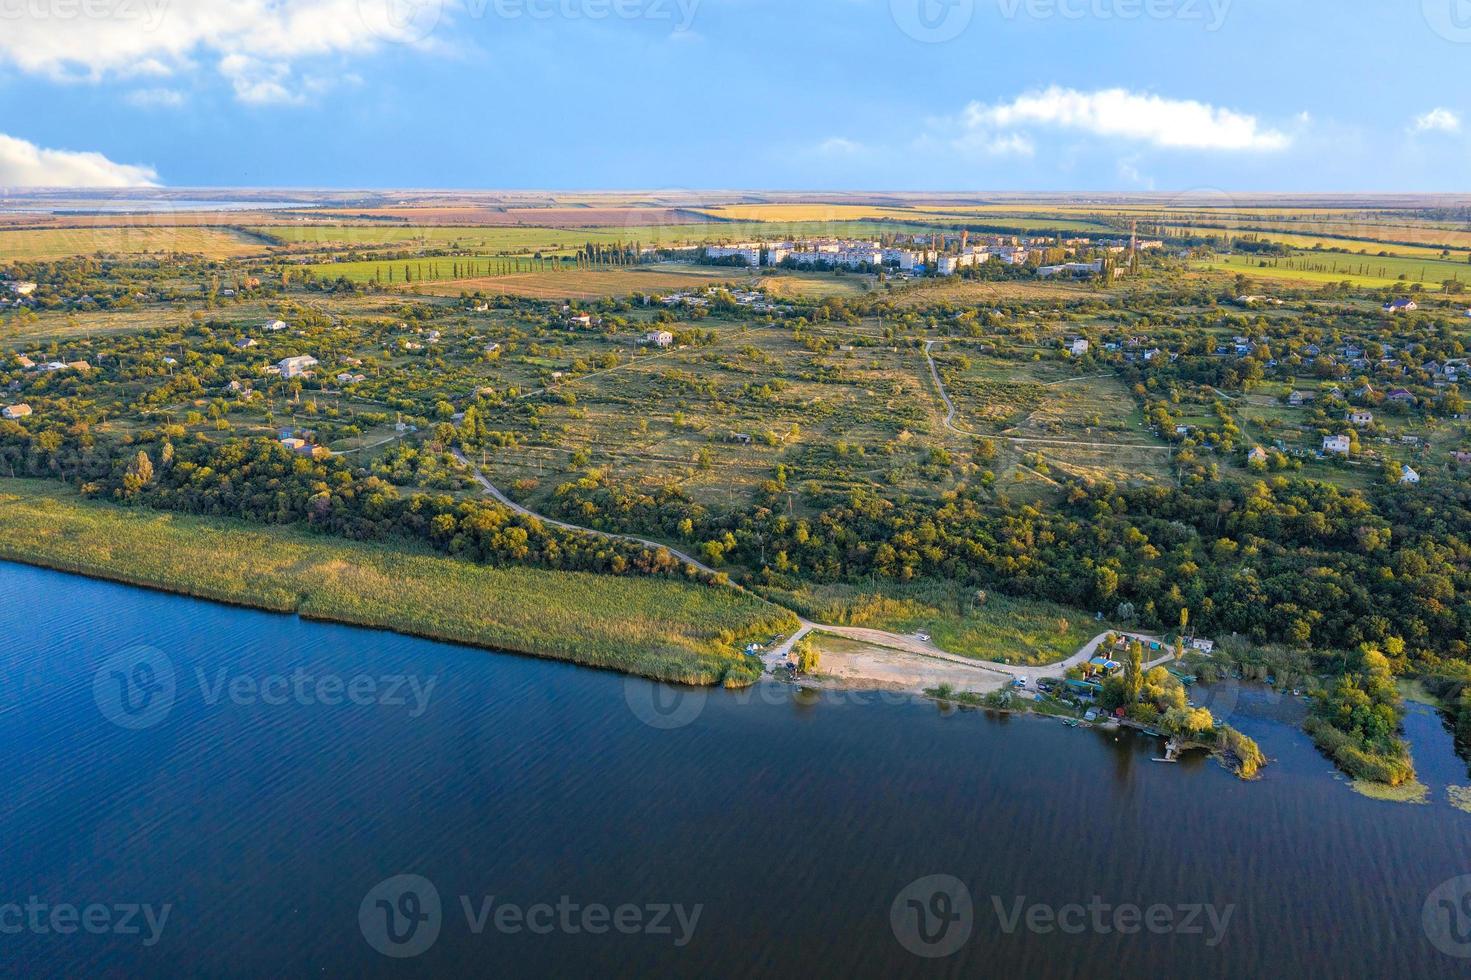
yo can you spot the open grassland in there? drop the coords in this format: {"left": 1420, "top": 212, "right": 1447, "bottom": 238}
{"left": 886, "top": 276, "right": 1102, "bottom": 306}
{"left": 763, "top": 580, "right": 1098, "bottom": 666}
{"left": 0, "top": 480, "right": 793, "bottom": 685}
{"left": 0, "top": 226, "right": 266, "bottom": 260}
{"left": 0, "top": 305, "right": 211, "bottom": 346}
{"left": 1199, "top": 251, "right": 1471, "bottom": 289}
{"left": 755, "top": 270, "right": 875, "bottom": 298}
{"left": 478, "top": 319, "right": 965, "bottom": 512}
{"left": 414, "top": 264, "right": 748, "bottom": 299}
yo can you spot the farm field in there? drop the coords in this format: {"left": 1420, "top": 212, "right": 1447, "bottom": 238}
{"left": 0, "top": 226, "right": 267, "bottom": 260}
{"left": 1200, "top": 251, "right": 1471, "bottom": 289}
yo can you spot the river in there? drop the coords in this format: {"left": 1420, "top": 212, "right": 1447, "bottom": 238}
{"left": 0, "top": 561, "right": 1468, "bottom": 978}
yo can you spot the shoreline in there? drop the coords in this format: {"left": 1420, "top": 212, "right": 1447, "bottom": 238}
{"left": 0, "top": 480, "right": 792, "bottom": 688}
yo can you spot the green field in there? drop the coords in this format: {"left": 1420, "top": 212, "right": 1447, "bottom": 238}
{"left": 0, "top": 480, "right": 795, "bottom": 685}
{"left": 1200, "top": 251, "right": 1471, "bottom": 289}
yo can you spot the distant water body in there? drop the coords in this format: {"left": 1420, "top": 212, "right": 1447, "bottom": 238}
{"left": 0, "top": 560, "right": 1468, "bottom": 978}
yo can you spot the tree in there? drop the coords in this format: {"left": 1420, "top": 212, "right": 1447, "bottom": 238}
{"left": 120, "top": 451, "right": 154, "bottom": 498}
{"left": 1124, "top": 641, "right": 1144, "bottom": 704}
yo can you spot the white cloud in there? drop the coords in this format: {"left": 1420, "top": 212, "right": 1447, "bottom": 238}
{"left": 0, "top": 133, "right": 159, "bottom": 187}
{"left": 817, "top": 137, "right": 864, "bottom": 155}
{"left": 1412, "top": 108, "right": 1461, "bottom": 133}
{"left": 124, "top": 88, "right": 186, "bottom": 108}
{"left": 0, "top": 0, "right": 442, "bottom": 102}
{"left": 961, "top": 86, "right": 1292, "bottom": 152}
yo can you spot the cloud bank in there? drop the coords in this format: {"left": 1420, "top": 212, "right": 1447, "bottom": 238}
{"left": 0, "top": 0, "right": 437, "bottom": 104}
{"left": 961, "top": 87, "right": 1292, "bottom": 152}
{"left": 0, "top": 133, "right": 159, "bottom": 187}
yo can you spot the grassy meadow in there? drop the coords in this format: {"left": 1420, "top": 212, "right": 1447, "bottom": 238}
{"left": 0, "top": 480, "right": 795, "bottom": 686}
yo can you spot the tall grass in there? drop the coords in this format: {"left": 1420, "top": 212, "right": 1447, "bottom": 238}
{"left": 0, "top": 480, "right": 793, "bottom": 686}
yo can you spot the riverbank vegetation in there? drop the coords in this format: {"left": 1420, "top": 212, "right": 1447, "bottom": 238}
{"left": 0, "top": 480, "right": 791, "bottom": 686}
{"left": 1304, "top": 647, "right": 1417, "bottom": 786}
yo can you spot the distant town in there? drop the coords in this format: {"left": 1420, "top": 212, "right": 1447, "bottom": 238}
{"left": 698, "top": 231, "right": 1164, "bottom": 278}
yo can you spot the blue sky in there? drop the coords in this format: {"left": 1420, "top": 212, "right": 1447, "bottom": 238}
{"left": 0, "top": 0, "right": 1467, "bottom": 191}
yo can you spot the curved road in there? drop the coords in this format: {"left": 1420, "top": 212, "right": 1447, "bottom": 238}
{"left": 454, "top": 450, "right": 1171, "bottom": 684}
{"left": 924, "top": 339, "right": 971, "bottom": 437}
{"left": 452, "top": 449, "right": 719, "bottom": 576}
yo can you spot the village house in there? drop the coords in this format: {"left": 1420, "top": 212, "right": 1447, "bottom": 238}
{"left": 1401, "top": 464, "right": 1421, "bottom": 485}
{"left": 276, "top": 355, "right": 318, "bottom": 379}
{"left": 1323, "top": 434, "right": 1352, "bottom": 456}
{"left": 642, "top": 330, "right": 675, "bottom": 348}
{"left": 1247, "top": 446, "right": 1269, "bottom": 466}
{"left": 1348, "top": 410, "right": 1374, "bottom": 427}
{"left": 1387, "top": 389, "right": 1416, "bottom": 404}
{"left": 14, "top": 355, "right": 34, "bottom": 369}
{"left": 1189, "top": 637, "right": 1215, "bottom": 654}
{"left": 2, "top": 403, "right": 32, "bottom": 420}
{"left": 1384, "top": 298, "right": 1418, "bottom": 314}
{"left": 1067, "top": 338, "right": 1091, "bottom": 357}
{"left": 6, "top": 282, "right": 37, "bottom": 297}
{"left": 263, "top": 319, "right": 289, "bottom": 332}
{"left": 235, "top": 338, "right": 258, "bottom": 349}
{"left": 1288, "top": 391, "right": 1314, "bottom": 407}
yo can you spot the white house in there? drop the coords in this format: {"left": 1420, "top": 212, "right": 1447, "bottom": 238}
{"left": 1384, "top": 299, "right": 1418, "bottom": 314}
{"left": 1401, "top": 464, "right": 1421, "bottom": 485}
{"left": 7, "top": 282, "right": 36, "bottom": 297}
{"left": 277, "top": 355, "right": 318, "bottom": 378}
{"left": 642, "top": 330, "right": 675, "bottom": 348}
{"left": 1068, "top": 338, "right": 1091, "bottom": 357}
{"left": 1189, "top": 637, "right": 1215, "bottom": 654}
{"left": 2, "top": 403, "right": 32, "bottom": 420}
{"left": 1323, "top": 435, "right": 1352, "bottom": 456}
{"left": 263, "top": 319, "right": 289, "bottom": 332}
{"left": 1348, "top": 410, "right": 1374, "bottom": 427}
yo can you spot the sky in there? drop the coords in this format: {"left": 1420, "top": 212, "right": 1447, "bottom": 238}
{"left": 0, "top": 0, "right": 1467, "bottom": 192}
